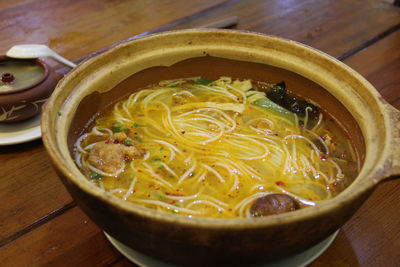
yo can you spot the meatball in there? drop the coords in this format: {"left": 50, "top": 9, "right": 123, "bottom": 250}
{"left": 87, "top": 140, "right": 143, "bottom": 175}
{"left": 250, "top": 194, "right": 300, "bottom": 217}
{"left": 88, "top": 142, "right": 125, "bottom": 174}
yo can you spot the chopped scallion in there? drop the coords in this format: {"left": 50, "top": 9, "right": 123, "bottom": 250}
{"left": 124, "top": 139, "right": 133, "bottom": 146}
{"left": 90, "top": 172, "right": 102, "bottom": 180}
{"left": 112, "top": 122, "right": 127, "bottom": 133}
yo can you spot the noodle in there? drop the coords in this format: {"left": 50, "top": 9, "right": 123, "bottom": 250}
{"left": 74, "top": 77, "right": 359, "bottom": 218}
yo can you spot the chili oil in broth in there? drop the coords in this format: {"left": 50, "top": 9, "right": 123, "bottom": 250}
{"left": 74, "top": 77, "right": 360, "bottom": 219}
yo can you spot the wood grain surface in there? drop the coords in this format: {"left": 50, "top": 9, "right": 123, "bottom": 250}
{"left": 0, "top": 0, "right": 399, "bottom": 266}
{"left": 0, "top": 0, "right": 228, "bottom": 61}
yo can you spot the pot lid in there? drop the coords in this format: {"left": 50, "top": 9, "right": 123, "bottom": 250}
{"left": 0, "top": 58, "right": 45, "bottom": 93}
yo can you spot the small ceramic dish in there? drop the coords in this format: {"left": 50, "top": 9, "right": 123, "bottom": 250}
{"left": 0, "top": 56, "right": 61, "bottom": 123}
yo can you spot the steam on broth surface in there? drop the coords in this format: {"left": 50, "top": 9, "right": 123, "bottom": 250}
{"left": 74, "top": 77, "right": 359, "bottom": 218}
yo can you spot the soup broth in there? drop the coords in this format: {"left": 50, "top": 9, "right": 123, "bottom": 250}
{"left": 74, "top": 77, "right": 359, "bottom": 218}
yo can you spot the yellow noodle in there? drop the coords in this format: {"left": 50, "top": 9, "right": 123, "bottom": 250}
{"left": 74, "top": 77, "right": 356, "bottom": 219}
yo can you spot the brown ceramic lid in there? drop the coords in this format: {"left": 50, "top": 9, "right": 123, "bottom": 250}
{"left": 0, "top": 56, "right": 61, "bottom": 122}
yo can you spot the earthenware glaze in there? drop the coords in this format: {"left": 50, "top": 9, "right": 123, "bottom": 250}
{"left": 0, "top": 56, "right": 61, "bottom": 122}
{"left": 41, "top": 29, "right": 400, "bottom": 265}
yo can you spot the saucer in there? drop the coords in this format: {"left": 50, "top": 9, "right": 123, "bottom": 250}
{"left": 105, "top": 230, "right": 339, "bottom": 267}
{"left": 0, "top": 112, "right": 41, "bottom": 145}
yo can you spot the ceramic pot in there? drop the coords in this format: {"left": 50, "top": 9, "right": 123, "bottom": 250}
{"left": 41, "top": 29, "right": 400, "bottom": 265}
{"left": 0, "top": 56, "right": 61, "bottom": 122}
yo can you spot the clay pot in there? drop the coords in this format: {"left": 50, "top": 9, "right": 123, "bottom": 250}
{"left": 41, "top": 29, "right": 400, "bottom": 265}
{"left": 0, "top": 56, "right": 61, "bottom": 122}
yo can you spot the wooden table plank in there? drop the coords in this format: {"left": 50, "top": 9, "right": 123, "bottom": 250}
{"left": 0, "top": 0, "right": 228, "bottom": 62}
{"left": 343, "top": 29, "right": 400, "bottom": 109}
{"left": 0, "top": 140, "right": 73, "bottom": 243}
{"left": 170, "top": 0, "right": 400, "bottom": 59}
{"left": 110, "top": 258, "right": 136, "bottom": 267}
{"left": 0, "top": 207, "right": 122, "bottom": 266}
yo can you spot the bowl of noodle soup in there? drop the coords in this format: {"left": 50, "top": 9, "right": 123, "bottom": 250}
{"left": 41, "top": 29, "right": 400, "bottom": 265}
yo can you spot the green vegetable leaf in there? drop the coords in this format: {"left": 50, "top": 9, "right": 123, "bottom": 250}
{"left": 194, "top": 77, "right": 212, "bottom": 85}
{"left": 252, "top": 98, "right": 295, "bottom": 123}
{"left": 112, "top": 122, "right": 127, "bottom": 133}
{"left": 124, "top": 139, "right": 133, "bottom": 146}
{"left": 90, "top": 172, "right": 102, "bottom": 180}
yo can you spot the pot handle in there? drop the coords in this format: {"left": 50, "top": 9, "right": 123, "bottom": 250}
{"left": 377, "top": 103, "right": 400, "bottom": 181}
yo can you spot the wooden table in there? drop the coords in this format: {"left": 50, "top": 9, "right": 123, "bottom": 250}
{"left": 1, "top": 1, "right": 399, "bottom": 266}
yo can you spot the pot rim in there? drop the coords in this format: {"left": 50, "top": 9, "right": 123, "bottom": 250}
{"left": 0, "top": 56, "right": 49, "bottom": 95}
{"left": 41, "top": 28, "right": 399, "bottom": 229}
